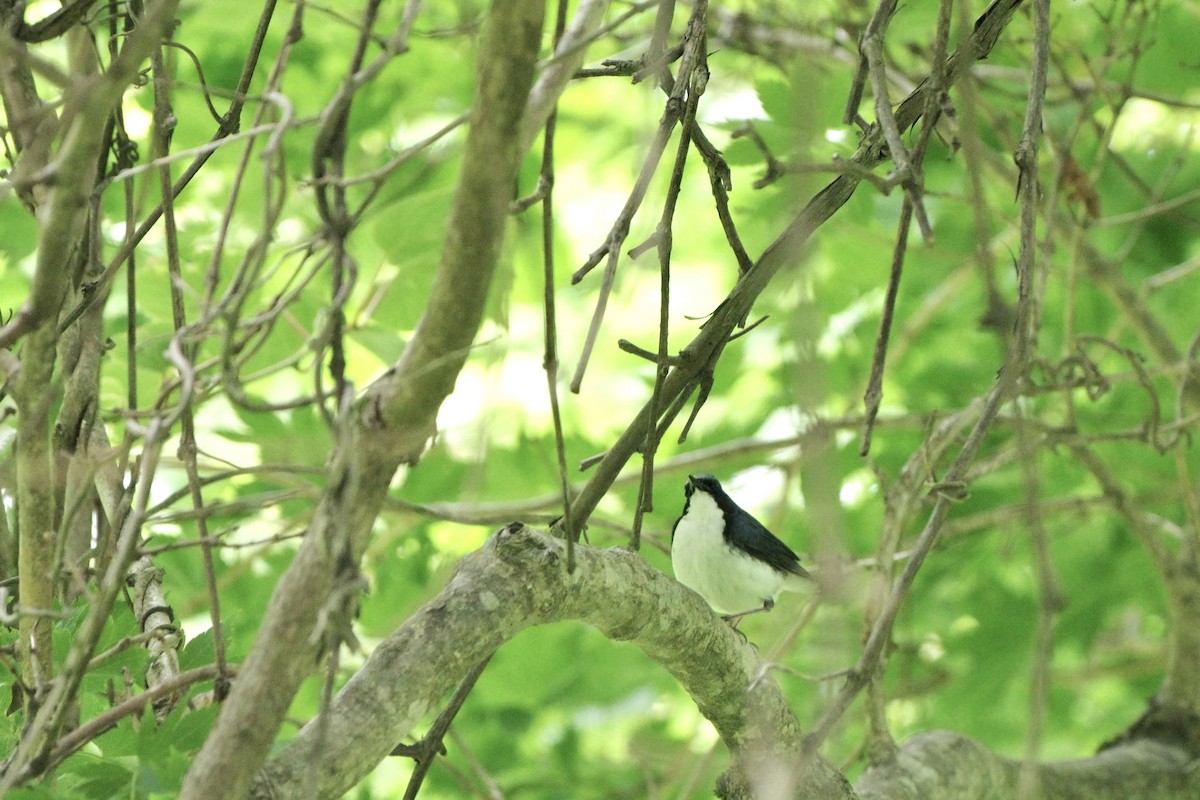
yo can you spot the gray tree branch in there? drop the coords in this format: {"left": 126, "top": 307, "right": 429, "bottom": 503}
{"left": 178, "top": 2, "right": 547, "bottom": 797}
{"left": 0, "top": 1, "right": 180, "bottom": 777}
{"left": 251, "top": 525, "right": 851, "bottom": 800}
{"left": 253, "top": 526, "right": 1200, "bottom": 800}
{"left": 857, "top": 730, "right": 1200, "bottom": 800}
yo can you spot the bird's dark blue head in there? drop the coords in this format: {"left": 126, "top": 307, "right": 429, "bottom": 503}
{"left": 684, "top": 474, "right": 737, "bottom": 518}
{"left": 680, "top": 473, "right": 809, "bottom": 580}
{"left": 685, "top": 474, "right": 725, "bottom": 500}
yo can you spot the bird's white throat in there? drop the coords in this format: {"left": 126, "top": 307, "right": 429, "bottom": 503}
{"left": 672, "top": 491, "right": 793, "bottom": 616}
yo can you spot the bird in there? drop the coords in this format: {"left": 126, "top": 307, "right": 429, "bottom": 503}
{"left": 671, "top": 474, "right": 811, "bottom": 622}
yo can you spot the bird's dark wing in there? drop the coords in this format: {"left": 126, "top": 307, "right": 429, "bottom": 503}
{"left": 724, "top": 505, "right": 810, "bottom": 578}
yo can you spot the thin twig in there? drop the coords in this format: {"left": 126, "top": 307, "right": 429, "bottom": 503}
{"left": 858, "top": 0, "right": 951, "bottom": 459}
{"left": 569, "top": 1, "right": 709, "bottom": 391}
{"left": 536, "top": 0, "right": 579, "bottom": 566}
{"left": 50, "top": 0, "right": 284, "bottom": 339}
{"left": 1012, "top": 10, "right": 1055, "bottom": 791}
{"left": 803, "top": 365, "right": 1016, "bottom": 756}
{"left": 859, "top": 197, "right": 912, "bottom": 457}
{"left": 1016, "top": 404, "right": 1061, "bottom": 800}
{"left": 632, "top": 37, "right": 704, "bottom": 549}
{"left": 691, "top": 125, "right": 753, "bottom": 276}
{"left": 45, "top": 665, "right": 232, "bottom": 770}
{"left": 564, "top": 0, "right": 1028, "bottom": 529}
{"left": 858, "top": 0, "right": 933, "bottom": 240}
{"left": 151, "top": 37, "right": 206, "bottom": 712}
{"left": 312, "top": 0, "right": 381, "bottom": 425}
{"left": 394, "top": 654, "right": 495, "bottom": 800}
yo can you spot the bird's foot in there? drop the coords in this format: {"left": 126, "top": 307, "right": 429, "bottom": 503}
{"left": 720, "top": 599, "right": 775, "bottom": 628}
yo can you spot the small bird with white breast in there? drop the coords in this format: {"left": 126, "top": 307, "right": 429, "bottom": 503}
{"left": 671, "top": 474, "right": 811, "bottom": 623}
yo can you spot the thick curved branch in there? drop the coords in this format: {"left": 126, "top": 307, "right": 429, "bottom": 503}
{"left": 256, "top": 525, "right": 1200, "bottom": 800}
{"left": 857, "top": 730, "right": 1200, "bottom": 800}
{"left": 251, "top": 525, "right": 850, "bottom": 800}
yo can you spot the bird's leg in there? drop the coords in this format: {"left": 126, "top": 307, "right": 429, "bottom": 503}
{"left": 721, "top": 598, "right": 775, "bottom": 628}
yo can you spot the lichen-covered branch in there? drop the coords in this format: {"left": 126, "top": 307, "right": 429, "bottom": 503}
{"left": 856, "top": 729, "right": 1200, "bottom": 800}
{"left": 251, "top": 525, "right": 850, "bottom": 800}
{"left": 253, "top": 526, "right": 1200, "bottom": 800}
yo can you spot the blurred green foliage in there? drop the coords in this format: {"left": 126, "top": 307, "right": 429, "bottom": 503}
{"left": 2, "top": 0, "right": 1198, "bottom": 797}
